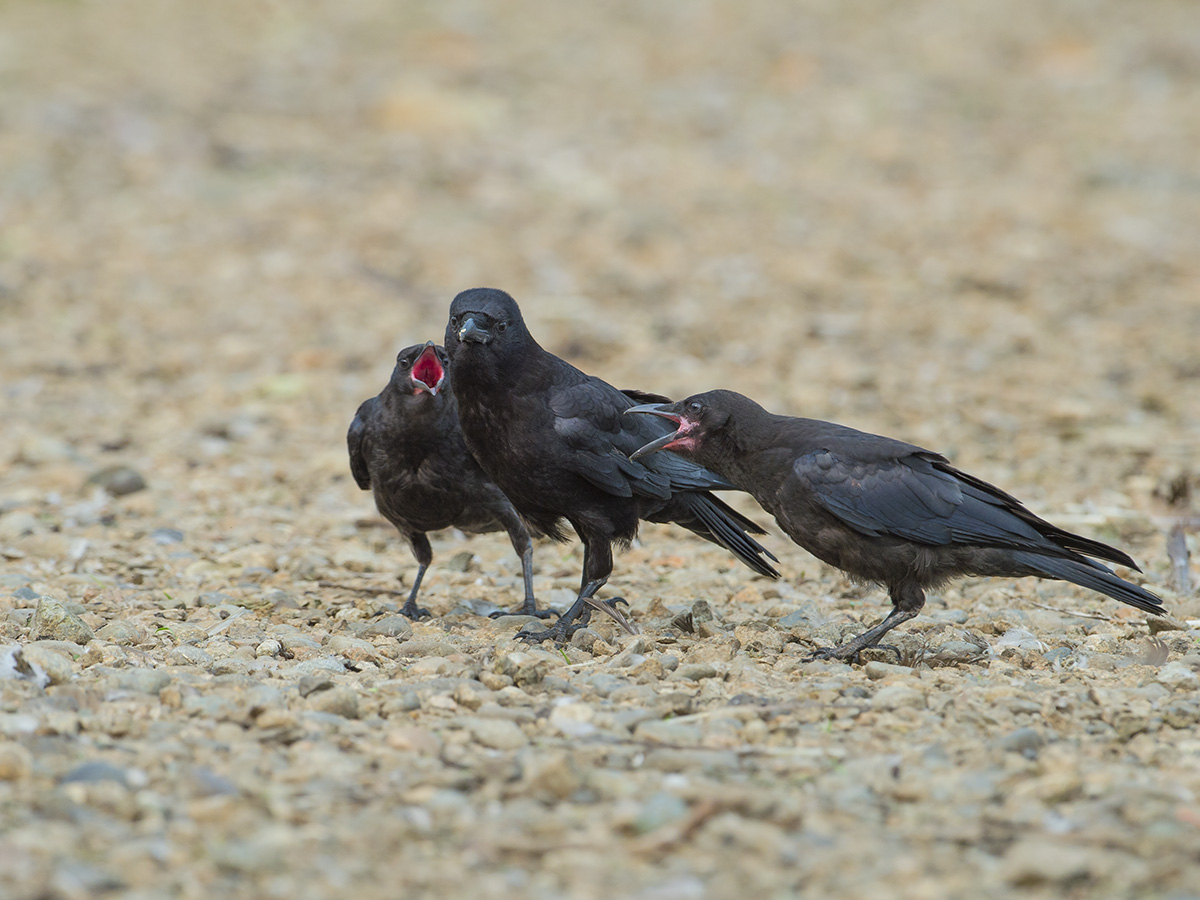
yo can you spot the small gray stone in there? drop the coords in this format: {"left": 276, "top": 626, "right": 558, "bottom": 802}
{"left": 151, "top": 528, "right": 184, "bottom": 545}
{"left": 306, "top": 684, "right": 359, "bottom": 718}
{"left": 29, "top": 597, "right": 95, "bottom": 645}
{"left": 445, "top": 550, "right": 475, "bottom": 572}
{"left": 111, "top": 668, "right": 171, "bottom": 695}
{"left": 634, "top": 791, "right": 689, "bottom": 834}
{"left": 634, "top": 719, "right": 703, "bottom": 746}
{"left": 167, "top": 645, "right": 212, "bottom": 667}
{"left": 0, "top": 511, "right": 39, "bottom": 541}
{"left": 996, "top": 727, "right": 1045, "bottom": 756}
{"left": 60, "top": 761, "right": 147, "bottom": 788}
{"left": 298, "top": 675, "right": 336, "bottom": 698}
{"left": 362, "top": 615, "right": 413, "bottom": 639}
{"left": 291, "top": 657, "right": 346, "bottom": 676}
{"left": 864, "top": 661, "right": 912, "bottom": 680}
{"left": 1155, "top": 661, "right": 1199, "bottom": 689}
{"left": 463, "top": 716, "right": 528, "bottom": 750}
{"left": 95, "top": 620, "right": 142, "bottom": 646}
{"left": 87, "top": 465, "right": 147, "bottom": 496}
{"left": 10, "top": 587, "right": 40, "bottom": 602}
{"left": 17, "top": 644, "right": 73, "bottom": 685}
{"left": 673, "top": 662, "right": 719, "bottom": 682}
{"left": 871, "top": 684, "right": 925, "bottom": 710}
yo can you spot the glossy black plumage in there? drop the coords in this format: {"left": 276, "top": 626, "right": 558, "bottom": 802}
{"left": 629, "top": 389, "right": 1164, "bottom": 659}
{"left": 348, "top": 342, "right": 547, "bottom": 620}
{"left": 443, "top": 289, "right": 778, "bottom": 642}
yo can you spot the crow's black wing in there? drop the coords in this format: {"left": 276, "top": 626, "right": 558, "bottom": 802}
{"left": 797, "top": 444, "right": 1068, "bottom": 550}
{"left": 551, "top": 376, "right": 734, "bottom": 499}
{"left": 347, "top": 397, "right": 376, "bottom": 490}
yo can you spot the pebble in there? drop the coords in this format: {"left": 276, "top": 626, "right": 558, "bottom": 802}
{"left": 18, "top": 644, "right": 74, "bottom": 685}
{"left": 633, "top": 719, "right": 704, "bottom": 746}
{"left": 871, "top": 684, "right": 926, "bottom": 711}
{"left": 0, "top": 741, "right": 33, "bottom": 780}
{"left": 110, "top": 669, "right": 172, "bottom": 695}
{"left": 463, "top": 716, "right": 528, "bottom": 750}
{"left": 306, "top": 685, "right": 359, "bottom": 718}
{"left": 167, "top": 645, "right": 213, "bottom": 667}
{"left": 673, "top": 662, "right": 719, "bottom": 682}
{"left": 548, "top": 701, "right": 596, "bottom": 737}
{"left": 29, "top": 597, "right": 95, "bottom": 645}
{"left": 995, "top": 727, "right": 1045, "bottom": 756}
{"left": 255, "top": 639, "right": 282, "bottom": 658}
{"left": 95, "top": 620, "right": 143, "bottom": 645}
{"left": 634, "top": 790, "right": 689, "bottom": 834}
{"left": 1154, "top": 662, "right": 1199, "bottom": 690}
{"left": 362, "top": 616, "right": 413, "bottom": 638}
{"left": 1001, "top": 839, "right": 1098, "bottom": 885}
{"left": 864, "top": 661, "right": 913, "bottom": 680}
{"left": 0, "top": 511, "right": 39, "bottom": 541}
{"left": 86, "top": 465, "right": 147, "bottom": 496}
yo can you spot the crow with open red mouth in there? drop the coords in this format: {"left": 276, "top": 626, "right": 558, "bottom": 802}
{"left": 628, "top": 389, "right": 1164, "bottom": 661}
{"left": 348, "top": 341, "right": 551, "bottom": 621}
{"left": 443, "top": 289, "right": 778, "bottom": 644}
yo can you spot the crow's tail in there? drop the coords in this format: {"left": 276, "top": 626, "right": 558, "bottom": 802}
{"left": 666, "top": 493, "right": 780, "bottom": 579}
{"left": 1010, "top": 551, "right": 1164, "bottom": 616}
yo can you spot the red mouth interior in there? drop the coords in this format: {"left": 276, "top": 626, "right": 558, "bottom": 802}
{"left": 412, "top": 347, "right": 444, "bottom": 388}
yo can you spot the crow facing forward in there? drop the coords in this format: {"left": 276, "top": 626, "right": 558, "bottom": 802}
{"left": 444, "top": 289, "right": 778, "bottom": 642}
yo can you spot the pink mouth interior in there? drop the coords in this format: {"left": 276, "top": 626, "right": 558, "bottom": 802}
{"left": 412, "top": 347, "right": 445, "bottom": 390}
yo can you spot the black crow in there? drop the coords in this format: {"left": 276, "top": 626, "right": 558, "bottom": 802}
{"left": 629, "top": 389, "right": 1164, "bottom": 660}
{"left": 348, "top": 341, "right": 550, "bottom": 620}
{"left": 443, "top": 289, "right": 778, "bottom": 643}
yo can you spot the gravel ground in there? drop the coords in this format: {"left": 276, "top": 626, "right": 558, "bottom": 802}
{"left": 3, "top": 2, "right": 1200, "bottom": 898}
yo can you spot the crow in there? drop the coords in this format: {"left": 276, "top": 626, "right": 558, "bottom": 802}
{"left": 629, "top": 389, "right": 1164, "bottom": 660}
{"left": 348, "top": 341, "right": 551, "bottom": 621}
{"left": 443, "top": 289, "right": 778, "bottom": 643}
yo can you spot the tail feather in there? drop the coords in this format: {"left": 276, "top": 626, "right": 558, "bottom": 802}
{"left": 1011, "top": 551, "right": 1163, "bottom": 616}
{"left": 672, "top": 493, "right": 780, "bottom": 579}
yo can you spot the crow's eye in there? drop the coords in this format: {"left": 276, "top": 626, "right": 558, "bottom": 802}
{"left": 687, "top": 401, "right": 703, "bottom": 414}
{"left": 449, "top": 316, "right": 459, "bottom": 330}
{"left": 399, "top": 358, "right": 410, "bottom": 369}
{"left": 497, "top": 321, "right": 508, "bottom": 333}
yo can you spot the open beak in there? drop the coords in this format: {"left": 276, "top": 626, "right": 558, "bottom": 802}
{"left": 625, "top": 403, "right": 684, "bottom": 460}
{"left": 411, "top": 341, "right": 446, "bottom": 395}
{"left": 458, "top": 316, "right": 491, "bottom": 344}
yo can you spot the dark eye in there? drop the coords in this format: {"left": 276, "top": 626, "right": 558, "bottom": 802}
{"left": 497, "top": 321, "right": 508, "bottom": 333}
{"left": 688, "top": 400, "right": 703, "bottom": 414}
{"left": 399, "top": 358, "right": 410, "bottom": 369}
{"left": 449, "top": 316, "right": 459, "bottom": 330}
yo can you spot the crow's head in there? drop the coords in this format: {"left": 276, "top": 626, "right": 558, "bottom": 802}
{"left": 626, "top": 390, "right": 747, "bottom": 460}
{"left": 444, "top": 288, "right": 533, "bottom": 366}
{"left": 393, "top": 341, "right": 448, "bottom": 396}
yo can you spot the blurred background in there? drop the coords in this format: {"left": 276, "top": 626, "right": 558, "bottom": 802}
{"left": 3, "top": 0, "right": 1198, "bottom": 510}
{"left": 2, "top": 1, "right": 1199, "bottom": 896}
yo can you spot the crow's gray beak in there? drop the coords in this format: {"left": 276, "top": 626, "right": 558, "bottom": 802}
{"left": 458, "top": 316, "right": 491, "bottom": 344}
{"left": 625, "top": 403, "right": 683, "bottom": 460}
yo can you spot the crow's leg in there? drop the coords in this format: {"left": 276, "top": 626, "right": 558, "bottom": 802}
{"left": 807, "top": 581, "right": 924, "bottom": 663}
{"left": 488, "top": 512, "right": 555, "bottom": 619}
{"left": 518, "top": 535, "right": 633, "bottom": 642}
{"left": 399, "top": 534, "right": 433, "bottom": 620}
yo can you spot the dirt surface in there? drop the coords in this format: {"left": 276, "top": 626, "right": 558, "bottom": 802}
{"left": 3, "top": 2, "right": 1200, "bottom": 898}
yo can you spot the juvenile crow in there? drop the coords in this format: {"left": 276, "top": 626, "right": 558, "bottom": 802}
{"left": 629, "top": 389, "right": 1164, "bottom": 660}
{"left": 348, "top": 341, "right": 550, "bottom": 620}
{"left": 444, "top": 289, "right": 778, "bottom": 643}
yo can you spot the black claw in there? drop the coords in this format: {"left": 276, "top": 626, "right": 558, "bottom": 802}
{"left": 488, "top": 605, "right": 558, "bottom": 620}
{"left": 601, "top": 597, "right": 630, "bottom": 610}
{"left": 399, "top": 603, "right": 433, "bottom": 621}
{"left": 515, "top": 622, "right": 584, "bottom": 644}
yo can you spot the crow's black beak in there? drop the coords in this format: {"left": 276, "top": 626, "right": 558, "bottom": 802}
{"left": 458, "top": 316, "right": 491, "bottom": 344}
{"left": 626, "top": 403, "right": 683, "bottom": 460}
